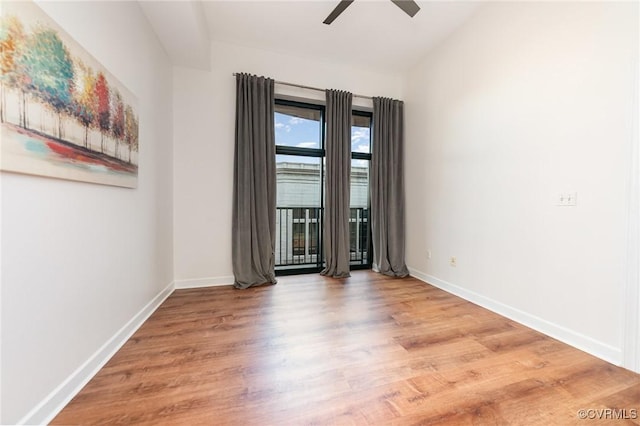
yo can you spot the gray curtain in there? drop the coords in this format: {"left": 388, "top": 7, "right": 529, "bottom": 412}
{"left": 232, "top": 73, "right": 277, "bottom": 289}
{"left": 371, "top": 97, "right": 409, "bottom": 277}
{"left": 321, "top": 89, "right": 353, "bottom": 278}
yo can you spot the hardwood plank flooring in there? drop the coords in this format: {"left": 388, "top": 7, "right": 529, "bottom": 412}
{"left": 52, "top": 271, "right": 640, "bottom": 425}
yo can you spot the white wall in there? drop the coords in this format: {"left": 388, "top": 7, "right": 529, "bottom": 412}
{"left": 405, "top": 1, "right": 638, "bottom": 365}
{"left": 173, "top": 41, "right": 404, "bottom": 286}
{"left": 0, "top": 1, "right": 174, "bottom": 423}
{"left": 3, "top": 1, "right": 635, "bottom": 421}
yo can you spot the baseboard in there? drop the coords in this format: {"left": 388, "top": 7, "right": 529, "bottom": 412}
{"left": 408, "top": 267, "right": 622, "bottom": 366}
{"left": 18, "top": 281, "right": 175, "bottom": 425}
{"left": 175, "top": 275, "right": 234, "bottom": 289}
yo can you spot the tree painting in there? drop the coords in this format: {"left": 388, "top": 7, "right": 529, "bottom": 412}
{"left": 0, "top": 16, "right": 27, "bottom": 126}
{"left": 111, "top": 90, "right": 124, "bottom": 159}
{"left": 20, "top": 28, "right": 74, "bottom": 139}
{"left": 0, "top": 1, "right": 139, "bottom": 188}
{"left": 94, "top": 71, "right": 110, "bottom": 153}
{"left": 124, "top": 104, "right": 138, "bottom": 164}
{"left": 72, "top": 60, "right": 97, "bottom": 148}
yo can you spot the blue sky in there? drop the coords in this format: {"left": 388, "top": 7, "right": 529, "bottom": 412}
{"left": 275, "top": 112, "right": 370, "bottom": 156}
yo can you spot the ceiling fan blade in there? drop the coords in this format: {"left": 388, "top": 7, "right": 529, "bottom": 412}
{"left": 323, "top": 0, "right": 355, "bottom": 25}
{"left": 390, "top": 0, "right": 420, "bottom": 18}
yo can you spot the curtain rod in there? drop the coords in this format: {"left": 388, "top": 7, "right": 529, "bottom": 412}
{"left": 232, "top": 73, "right": 373, "bottom": 100}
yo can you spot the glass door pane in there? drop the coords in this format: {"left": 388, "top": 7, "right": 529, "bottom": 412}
{"left": 276, "top": 155, "right": 322, "bottom": 269}
{"left": 350, "top": 113, "right": 372, "bottom": 267}
{"left": 274, "top": 100, "right": 324, "bottom": 273}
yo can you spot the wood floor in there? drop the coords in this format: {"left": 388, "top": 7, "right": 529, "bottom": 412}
{"left": 53, "top": 271, "right": 640, "bottom": 425}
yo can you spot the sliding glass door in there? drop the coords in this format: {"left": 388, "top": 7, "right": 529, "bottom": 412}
{"left": 274, "top": 100, "right": 324, "bottom": 273}
{"left": 274, "top": 99, "right": 372, "bottom": 275}
{"left": 350, "top": 112, "right": 372, "bottom": 269}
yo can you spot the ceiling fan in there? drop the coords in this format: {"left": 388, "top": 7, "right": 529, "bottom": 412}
{"left": 323, "top": 0, "right": 420, "bottom": 25}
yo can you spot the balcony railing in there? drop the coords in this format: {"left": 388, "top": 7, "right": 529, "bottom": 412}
{"left": 275, "top": 207, "right": 370, "bottom": 270}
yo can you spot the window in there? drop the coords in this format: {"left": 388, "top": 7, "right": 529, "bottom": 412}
{"left": 292, "top": 222, "right": 305, "bottom": 256}
{"left": 309, "top": 221, "right": 318, "bottom": 255}
{"left": 274, "top": 99, "right": 372, "bottom": 274}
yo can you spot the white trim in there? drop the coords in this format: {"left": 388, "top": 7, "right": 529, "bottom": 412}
{"left": 174, "top": 276, "right": 234, "bottom": 289}
{"left": 18, "top": 282, "right": 175, "bottom": 425}
{"left": 408, "top": 267, "right": 622, "bottom": 366}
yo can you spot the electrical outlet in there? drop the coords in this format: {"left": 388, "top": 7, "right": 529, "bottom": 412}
{"left": 449, "top": 256, "right": 457, "bottom": 267}
{"left": 427, "top": 250, "right": 432, "bottom": 259}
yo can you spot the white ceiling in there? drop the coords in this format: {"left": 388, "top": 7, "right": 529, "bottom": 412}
{"left": 140, "top": 0, "right": 480, "bottom": 74}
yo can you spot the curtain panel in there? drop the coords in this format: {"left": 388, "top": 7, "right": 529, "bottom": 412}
{"left": 321, "top": 89, "right": 353, "bottom": 278}
{"left": 371, "top": 97, "right": 409, "bottom": 277}
{"left": 232, "top": 73, "right": 278, "bottom": 289}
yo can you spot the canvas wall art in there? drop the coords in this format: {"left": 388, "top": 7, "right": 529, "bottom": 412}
{"left": 0, "top": 1, "right": 139, "bottom": 188}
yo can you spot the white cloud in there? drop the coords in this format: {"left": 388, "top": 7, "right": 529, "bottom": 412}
{"left": 351, "top": 129, "right": 369, "bottom": 143}
{"left": 289, "top": 117, "right": 304, "bottom": 125}
{"left": 275, "top": 121, "right": 291, "bottom": 132}
{"left": 277, "top": 155, "right": 316, "bottom": 165}
{"left": 297, "top": 141, "right": 317, "bottom": 148}
{"left": 354, "top": 143, "right": 369, "bottom": 153}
